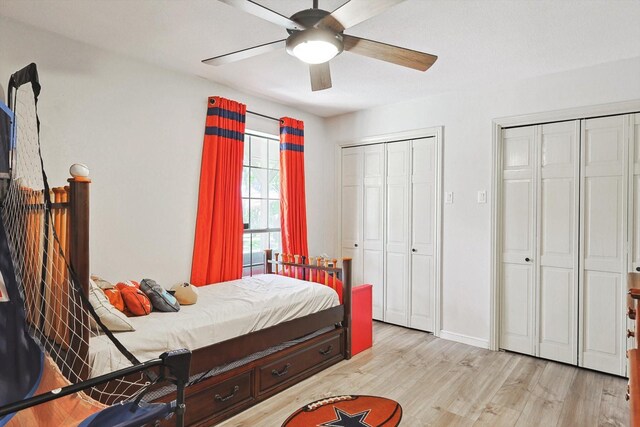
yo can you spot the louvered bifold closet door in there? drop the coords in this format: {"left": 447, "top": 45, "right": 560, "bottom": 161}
{"left": 385, "top": 141, "right": 410, "bottom": 327}
{"left": 341, "top": 147, "right": 364, "bottom": 287}
{"left": 579, "top": 115, "right": 628, "bottom": 376}
{"left": 362, "top": 144, "right": 385, "bottom": 320}
{"left": 409, "top": 138, "right": 436, "bottom": 332}
{"left": 536, "top": 121, "right": 579, "bottom": 365}
{"left": 500, "top": 126, "right": 537, "bottom": 355}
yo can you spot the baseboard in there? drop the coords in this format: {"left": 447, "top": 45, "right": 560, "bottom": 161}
{"left": 439, "top": 330, "right": 490, "bottom": 349}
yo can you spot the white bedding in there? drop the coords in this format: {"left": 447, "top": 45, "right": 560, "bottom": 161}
{"left": 88, "top": 274, "right": 340, "bottom": 378}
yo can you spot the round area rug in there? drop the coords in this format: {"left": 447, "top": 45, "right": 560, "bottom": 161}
{"left": 282, "top": 395, "right": 402, "bottom": 427}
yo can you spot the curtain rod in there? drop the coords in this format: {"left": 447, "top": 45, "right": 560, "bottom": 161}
{"left": 247, "top": 110, "right": 282, "bottom": 123}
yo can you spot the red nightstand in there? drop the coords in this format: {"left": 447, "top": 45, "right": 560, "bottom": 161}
{"left": 351, "top": 284, "right": 373, "bottom": 356}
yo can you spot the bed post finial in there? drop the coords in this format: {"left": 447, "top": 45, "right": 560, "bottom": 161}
{"left": 265, "top": 249, "right": 273, "bottom": 274}
{"left": 342, "top": 258, "right": 352, "bottom": 360}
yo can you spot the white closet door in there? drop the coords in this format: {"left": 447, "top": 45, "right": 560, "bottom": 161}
{"left": 631, "top": 113, "right": 640, "bottom": 273}
{"left": 536, "top": 121, "right": 579, "bottom": 364}
{"left": 362, "top": 144, "right": 385, "bottom": 320}
{"left": 500, "top": 126, "right": 536, "bottom": 355}
{"left": 341, "top": 147, "right": 363, "bottom": 287}
{"left": 580, "top": 115, "right": 628, "bottom": 376}
{"left": 409, "top": 138, "right": 436, "bottom": 331}
{"left": 385, "top": 141, "right": 410, "bottom": 326}
{"left": 629, "top": 113, "right": 640, "bottom": 354}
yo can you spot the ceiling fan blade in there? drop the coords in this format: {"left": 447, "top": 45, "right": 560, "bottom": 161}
{"left": 309, "top": 62, "right": 332, "bottom": 91}
{"left": 317, "top": 0, "right": 406, "bottom": 32}
{"left": 202, "top": 39, "right": 286, "bottom": 66}
{"left": 218, "top": 0, "right": 303, "bottom": 30}
{"left": 343, "top": 35, "right": 437, "bottom": 71}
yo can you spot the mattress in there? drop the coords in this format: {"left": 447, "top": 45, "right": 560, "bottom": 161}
{"left": 88, "top": 274, "right": 340, "bottom": 378}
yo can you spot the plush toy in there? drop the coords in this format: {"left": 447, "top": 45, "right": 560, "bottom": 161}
{"left": 171, "top": 283, "right": 199, "bottom": 305}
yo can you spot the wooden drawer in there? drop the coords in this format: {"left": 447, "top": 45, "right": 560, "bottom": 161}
{"left": 259, "top": 334, "right": 341, "bottom": 393}
{"left": 186, "top": 370, "right": 253, "bottom": 424}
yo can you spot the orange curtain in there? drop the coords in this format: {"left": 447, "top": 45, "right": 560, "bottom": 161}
{"left": 191, "top": 96, "right": 246, "bottom": 285}
{"left": 279, "top": 117, "right": 308, "bottom": 257}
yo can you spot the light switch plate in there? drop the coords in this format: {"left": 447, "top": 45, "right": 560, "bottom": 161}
{"left": 445, "top": 192, "right": 453, "bottom": 204}
{"left": 477, "top": 190, "right": 487, "bottom": 204}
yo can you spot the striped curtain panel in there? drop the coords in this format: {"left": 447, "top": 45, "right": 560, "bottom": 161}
{"left": 279, "top": 117, "right": 309, "bottom": 257}
{"left": 191, "top": 96, "right": 246, "bottom": 285}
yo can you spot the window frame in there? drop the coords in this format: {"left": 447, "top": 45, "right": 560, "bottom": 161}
{"left": 242, "top": 130, "right": 281, "bottom": 276}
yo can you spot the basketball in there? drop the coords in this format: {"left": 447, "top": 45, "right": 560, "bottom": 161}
{"left": 282, "top": 395, "right": 402, "bottom": 427}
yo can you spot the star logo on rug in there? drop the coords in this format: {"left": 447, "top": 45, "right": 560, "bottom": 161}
{"left": 319, "top": 407, "right": 372, "bottom": 427}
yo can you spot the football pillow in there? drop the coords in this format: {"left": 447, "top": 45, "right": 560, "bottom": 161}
{"left": 140, "top": 278, "right": 180, "bottom": 312}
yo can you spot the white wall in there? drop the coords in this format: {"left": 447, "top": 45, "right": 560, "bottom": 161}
{"left": 326, "top": 56, "right": 640, "bottom": 345}
{"left": 0, "top": 17, "right": 335, "bottom": 286}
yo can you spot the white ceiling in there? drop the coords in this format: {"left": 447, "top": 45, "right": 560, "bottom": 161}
{"left": 2, "top": 0, "right": 639, "bottom": 117}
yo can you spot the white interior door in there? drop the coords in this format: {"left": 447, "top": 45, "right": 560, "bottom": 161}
{"left": 362, "top": 144, "right": 385, "bottom": 320}
{"left": 409, "top": 138, "right": 436, "bottom": 331}
{"left": 536, "top": 121, "right": 579, "bottom": 364}
{"left": 630, "top": 113, "right": 640, "bottom": 274}
{"left": 580, "top": 115, "right": 628, "bottom": 376}
{"left": 341, "top": 147, "right": 363, "bottom": 287}
{"left": 629, "top": 113, "right": 640, "bottom": 354}
{"left": 385, "top": 141, "right": 410, "bottom": 326}
{"left": 500, "top": 126, "right": 536, "bottom": 355}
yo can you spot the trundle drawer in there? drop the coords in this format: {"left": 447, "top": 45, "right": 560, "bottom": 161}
{"left": 187, "top": 370, "right": 253, "bottom": 423}
{"left": 259, "top": 333, "right": 341, "bottom": 393}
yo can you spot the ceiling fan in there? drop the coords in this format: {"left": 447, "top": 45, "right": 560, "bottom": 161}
{"left": 203, "top": 0, "right": 438, "bottom": 91}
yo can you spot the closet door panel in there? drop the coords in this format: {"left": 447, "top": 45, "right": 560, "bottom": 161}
{"left": 363, "top": 249, "right": 384, "bottom": 320}
{"left": 582, "top": 272, "right": 621, "bottom": 372}
{"left": 410, "top": 138, "right": 436, "bottom": 331}
{"left": 502, "top": 264, "right": 534, "bottom": 346}
{"left": 385, "top": 141, "right": 410, "bottom": 326}
{"left": 341, "top": 147, "right": 363, "bottom": 286}
{"left": 580, "top": 115, "right": 627, "bottom": 376}
{"left": 385, "top": 252, "right": 409, "bottom": 325}
{"left": 583, "top": 177, "right": 623, "bottom": 271}
{"left": 363, "top": 144, "right": 385, "bottom": 319}
{"left": 537, "top": 121, "right": 578, "bottom": 364}
{"left": 500, "top": 127, "right": 536, "bottom": 355}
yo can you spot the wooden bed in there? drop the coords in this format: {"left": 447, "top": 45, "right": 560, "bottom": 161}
{"left": 59, "top": 179, "right": 353, "bottom": 426}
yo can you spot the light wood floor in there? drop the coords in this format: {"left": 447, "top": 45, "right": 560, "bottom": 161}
{"left": 219, "top": 322, "right": 629, "bottom": 426}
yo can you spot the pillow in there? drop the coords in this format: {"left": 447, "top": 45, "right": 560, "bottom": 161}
{"left": 171, "top": 283, "right": 199, "bottom": 305}
{"left": 116, "top": 281, "right": 152, "bottom": 317}
{"left": 104, "top": 288, "right": 125, "bottom": 312}
{"left": 88, "top": 279, "right": 134, "bottom": 332}
{"left": 140, "top": 279, "right": 180, "bottom": 312}
{"left": 91, "top": 274, "right": 114, "bottom": 290}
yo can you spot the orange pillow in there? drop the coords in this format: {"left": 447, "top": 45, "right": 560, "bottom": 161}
{"left": 116, "top": 281, "right": 152, "bottom": 317}
{"left": 104, "top": 288, "right": 125, "bottom": 312}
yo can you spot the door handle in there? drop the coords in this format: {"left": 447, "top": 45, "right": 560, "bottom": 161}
{"left": 525, "top": 257, "right": 531, "bottom": 262}
{"left": 636, "top": 267, "right": 640, "bottom": 272}
{"left": 412, "top": 249, "right": 417, "bottom": 253}
{"left": 354, "top": 243, "right": 358, "bottom": 248}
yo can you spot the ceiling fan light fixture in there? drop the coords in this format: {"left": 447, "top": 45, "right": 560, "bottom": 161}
{"left": 286, "top": 29, "right": 343, "bottom": 65}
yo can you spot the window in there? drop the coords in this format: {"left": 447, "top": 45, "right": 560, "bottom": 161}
{"left": 242, "top": 131, "right": 281, "bottom": 276}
